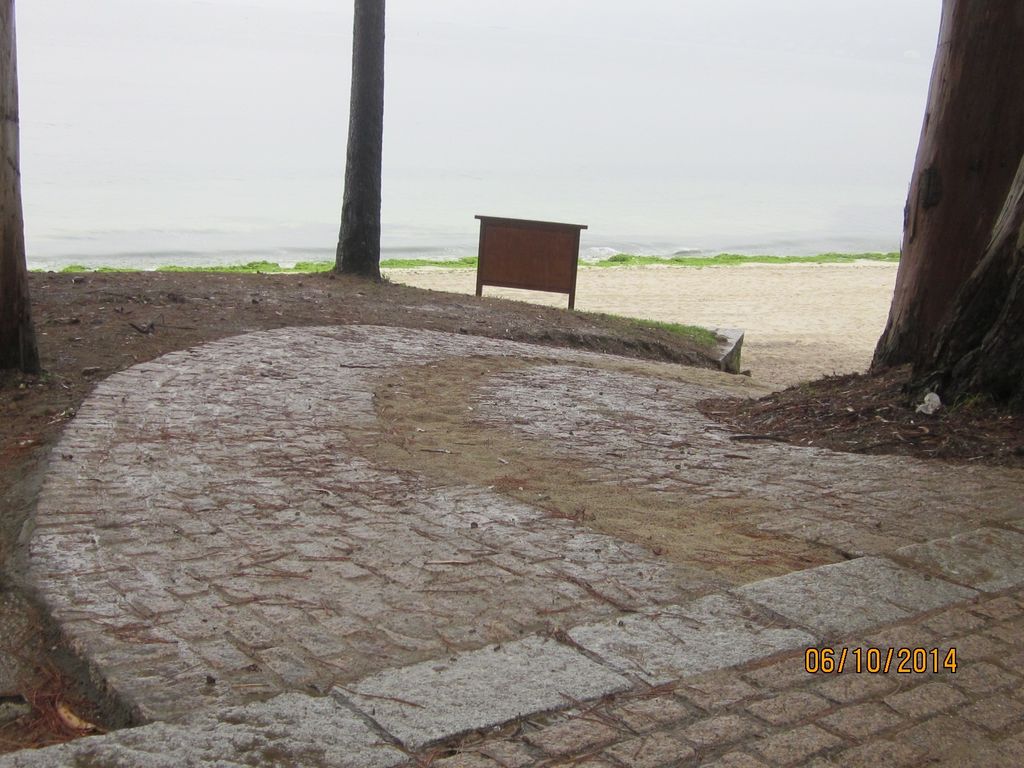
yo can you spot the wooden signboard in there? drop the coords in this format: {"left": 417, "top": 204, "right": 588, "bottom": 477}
{"left": 475, "top": 215, "right": 588, "bottom": 309}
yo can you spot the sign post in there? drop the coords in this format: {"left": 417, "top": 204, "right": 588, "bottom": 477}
{"left": 474, "top": 216, "right": 588, "bottom": 310}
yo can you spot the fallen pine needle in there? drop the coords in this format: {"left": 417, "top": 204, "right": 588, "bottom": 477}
{"left": 424, "top": 559, "right": 478, "bottom": 566}
{"left": 335, "top": 687, "right": 423, "bottom": 709}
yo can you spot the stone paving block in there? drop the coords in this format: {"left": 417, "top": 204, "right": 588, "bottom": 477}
{"left": 757, "top": 516, "right": 903, "bottom": 557}
{"left": 522, "top": 717, "right": 624, "bottom": 757}
{"left": 338, "top": 635, "right": 630, "bottom": 749}
{"left": 993, "top": 730, "right": 1024, "bottom": 765}
{"left": 972, "top": 594, "right": 1024, "bottom": 619}
{"left": 884, "top": 682, "right": 967, "bottom": 718}
{"left": 826, "top": 738, "right": 923, "bottom": 768}
{"left": 860, "top": 621, "right": 937, "bottom": 649}
{"left": 568, "top": 594, "right": 813, "bottom": 684}
{"left": 988, "top": 619, "right": 1024, "bottom": 646}
{"left": 949, "top": 660, "right": 1019, "bottom": 694}
{"left": 0, "top": 693, "right": 404, "bottom": 768}
{"left": 476, "top": 739, "right": 538, "bottom": 768}
{"left": 921, "top": 606, "right": 989, "bottom": 636}
{"left": 700, "top": 753, "right": 771, "bottom": 768}
{"left": 430, "top": 754, "right": 503, "bottom": 768}
{"left": 819, "top": 701, "right": 903, "bottom": 739}
{"left": 745, "top": 691, "right": 832, "bottom": 726}
{"left": 607, "top": 694, "right": 693, "bottom": 733}
{"left": 603, "top": 732, "right": 695, "bottom": 767}
{"left": 676, "top": 714, "right": 764, "bottom": 749}
{"left": 678, "top": 671, "right": 761, "bottom": 711}
{"left": 895, "top": 714, "right": 987, "bottom": 762}
{"left": 962, "top": 695, "right": 1024, "bottom": 732}
{"left": 735, "top": 557, "right": 978, "bottom": 636}
{"left": 950, "top": 632, "right": 1004, "bottom": 661}
{"left": 751, "top": 724, "right": 843, "bottom": 766}
{"left": 897, "top": 528, "right": 1024, "bottom": 592}
{"left": 1006, "top": 652, "right": 1024, "bottom": 682}
{"left": 814, "top": 671, "right": 898, "bottom": 704}
{"left": 741, "top": 657, "right": 814, "bottom": 690}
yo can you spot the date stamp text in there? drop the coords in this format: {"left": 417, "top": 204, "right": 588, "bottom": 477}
{"left": 804, "top": 646, "right": 957, "bottom": 674}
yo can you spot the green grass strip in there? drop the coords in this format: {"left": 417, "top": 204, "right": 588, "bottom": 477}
{"left": 380, "top": 256, "right": 478, "bottom": 269}
{"left": 593, "top": 251, "right": 898, "bottom": 268}
{"left": 154, "top": 260, "right": 287, "bottom": 273}
{"left": 36, "top": 251, "right": 898, "bottom": 274}
{"left": 582, "top": 311, "right": 719, "bottom": 347}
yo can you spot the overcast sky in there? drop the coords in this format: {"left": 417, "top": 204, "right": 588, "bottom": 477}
{"left": 16, "top": 1, "right": 942, "bottom": 261}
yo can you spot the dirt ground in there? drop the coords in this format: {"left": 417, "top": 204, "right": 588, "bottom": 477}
{"left": 1, "top": 265, "right": 1021, "bottom": 751}
{"left": 702, "top": 365, "right": 1024, "bottom": 469}
{"left": 364, "top": 355, "right": 833, "bottom": 583}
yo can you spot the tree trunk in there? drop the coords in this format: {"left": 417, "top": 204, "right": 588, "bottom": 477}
{"left": 873, "top": 0, "right": 1024, "bottom": 368}
{"left": 0, "top": 0, "right": 38, "bottom": 373}
{"left": 335, "top": 0, "right": 385, "bottom": 280}
{"left": 915, "top": 154, "right": 1024, "bottom": 409}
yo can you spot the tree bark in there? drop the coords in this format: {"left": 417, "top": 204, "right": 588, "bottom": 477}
{"left": 335, "top": 0, "right": 385, "bottom": 280}
{"left": 0, "top": 0, "right": 38, "bottom": 373}
{"left": 915, "top": 154, "right": 1024, "bottom": 409}
{"left": 873, "top": 0, "right": 1024, "bottom": 368}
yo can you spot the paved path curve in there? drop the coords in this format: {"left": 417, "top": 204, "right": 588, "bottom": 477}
{"left": 7, "top": 326, "right": 1024, "bottom": 766}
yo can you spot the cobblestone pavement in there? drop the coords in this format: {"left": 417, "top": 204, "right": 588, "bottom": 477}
{"left": 407, "top": 591, "right": 1024, "bottom": 768}
{"left": 5, "top": 326, "right": 1024, "bottom": 766}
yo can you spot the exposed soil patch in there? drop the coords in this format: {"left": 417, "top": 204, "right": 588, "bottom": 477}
{"left": 363, "top": 356, "right": 840, "bottom": 584}
{"left": 700, "top": 365, "right": 1024, "bottom": 468}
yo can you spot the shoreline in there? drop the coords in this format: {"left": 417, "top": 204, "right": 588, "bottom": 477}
{"left": 388, "top": 259, "right": 899, "bottom": 275}
{"left": 30, "top": 251, "right": 899, "bottom": 275}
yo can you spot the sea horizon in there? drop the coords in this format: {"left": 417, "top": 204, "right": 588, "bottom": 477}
{"left": 25, "top": 226, "right": 900, "bottom": 272}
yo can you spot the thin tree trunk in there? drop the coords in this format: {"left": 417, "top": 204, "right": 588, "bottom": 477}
{"left": 0, "top": 0, "right": 38, "bottom": 373}
{"left": 873, "top": 0, "right": 1024, "bottom": 368}
{"left": 335, "top": 0, "right": 385, "bottom": 280}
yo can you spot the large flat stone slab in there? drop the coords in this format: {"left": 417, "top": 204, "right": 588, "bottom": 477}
{"left": 896, "top": 527, "right": 1024, "bottom": 593}
{"left": 0, "top": 693, "right": 404, "bottom": 768}
{"left": 757, "top": 515, "right": 911, "bottom": 556}
{"left": 735, "top": 557, "right": 978, "bottom": 636}
{"left": 567, "top": 594, "right": 814, "bottom": 685}
{"left": 337, "top": 635, "right": 630, "bottom": 749}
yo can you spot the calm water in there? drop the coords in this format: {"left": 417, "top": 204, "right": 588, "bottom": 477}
{"left": 22, "top": 170, "right": 903, "bottom": 271}
{"left": 18, "top": 0, "right": 933, "bottom": 271}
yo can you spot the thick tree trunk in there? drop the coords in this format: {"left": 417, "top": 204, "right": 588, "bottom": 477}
{"left": 873, "top": 0, "right": 1024, "bottom": 368}
{"left": 915, "top": 154, "right": 1024, "bottom": 409}
{"left": 335, "top": 0, "right": 385, "bottom": 280}
{"left": 0, "top": 0, "right": 38, "bottom": 373}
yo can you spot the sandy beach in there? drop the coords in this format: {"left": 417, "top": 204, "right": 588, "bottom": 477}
{"left": 385, "top": 262, "right": 899, "bottom": 389}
